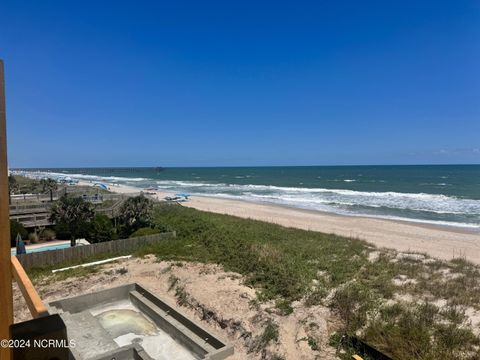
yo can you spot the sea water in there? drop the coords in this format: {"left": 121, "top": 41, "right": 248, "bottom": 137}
{"left": 13, "top": 165, "right": 480, "bottom": 230}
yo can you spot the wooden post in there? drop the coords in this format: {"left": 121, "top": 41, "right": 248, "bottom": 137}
{"left": 0, "top": 60, "right": 13, "bottom": 360}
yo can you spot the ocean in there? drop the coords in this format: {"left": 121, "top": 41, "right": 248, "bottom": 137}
{"left": 13, "top": 165, "right": 480, "bottom": 230}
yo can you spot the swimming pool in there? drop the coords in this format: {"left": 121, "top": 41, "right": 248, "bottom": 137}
{"left": 11, "top": 243, "right": 72, "bottom": 256}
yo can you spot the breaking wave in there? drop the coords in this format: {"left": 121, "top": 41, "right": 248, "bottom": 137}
{"left": 14, "top": 171, "right": 480, "bottom": 229}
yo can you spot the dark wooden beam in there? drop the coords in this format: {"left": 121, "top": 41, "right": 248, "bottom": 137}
{"left": 0, "top": 59, "right": 13, "bottom": 360}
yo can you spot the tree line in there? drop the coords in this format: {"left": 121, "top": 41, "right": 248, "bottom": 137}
{"left": 50, "top": 193, "right": 158, "bottom": 246}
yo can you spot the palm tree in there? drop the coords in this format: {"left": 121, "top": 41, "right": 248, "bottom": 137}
{"left": 41, "top": 178, "right": 58, "bottom": 202}
{"left": 119, "top": 194, "right": 153, "bottom": 231}
{"left": 50, "top": 195, "right": 94, "bottom": 246}
{"left": 8, "top": 175, "right": 18, "bottom": 204}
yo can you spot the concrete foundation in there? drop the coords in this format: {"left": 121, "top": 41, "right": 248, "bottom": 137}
{"left": 48, "top": 283, "right": 233, "bottom": 360}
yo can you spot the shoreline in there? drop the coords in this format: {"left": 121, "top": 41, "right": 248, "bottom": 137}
{"left": 193, "top": 194, "right": 480, "bottom": 236}
{"left": 91, "top": 181, "right": 480, "bottom": 264}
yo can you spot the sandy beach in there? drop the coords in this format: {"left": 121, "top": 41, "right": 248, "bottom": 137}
{"left": 82, "top": 181, "right": 480, "bottom": 264}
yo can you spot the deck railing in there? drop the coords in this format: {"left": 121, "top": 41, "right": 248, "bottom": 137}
{"left": 10, "top": 256, "right": 48, "bottom": 318}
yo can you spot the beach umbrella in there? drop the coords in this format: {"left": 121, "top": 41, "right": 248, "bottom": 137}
{"left": 15, "top": 233, "right": 26, "bottom": 255}
{"left": 94, "top": 182, "right": 109, "bottom": 190}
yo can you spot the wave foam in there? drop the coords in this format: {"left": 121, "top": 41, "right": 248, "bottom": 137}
{"left": 153, "top": 179, "right": 480, "bottom": 217}
{"left": 15, "top": 171, "right": 480, "bottom": 229}
{"left": 12, "top": 170, "right": 148, "bottom": 182}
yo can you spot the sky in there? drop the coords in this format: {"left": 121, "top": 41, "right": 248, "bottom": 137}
{"left": 1, "top": 1, "right": 479, "bottom": 167}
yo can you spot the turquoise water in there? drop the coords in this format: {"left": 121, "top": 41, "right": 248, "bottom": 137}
{"left": 11, "top": 243, "right": 71, "bottom": 255}
{"left": 13, "top": 165, "right": 480, "bottom": 230}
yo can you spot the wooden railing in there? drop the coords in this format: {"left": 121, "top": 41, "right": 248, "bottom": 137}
{"left": 11, "top": 256, "right": 48, "bottom": 318}
{"left": 95, "top": 197, "right": 127, "bottom": 218}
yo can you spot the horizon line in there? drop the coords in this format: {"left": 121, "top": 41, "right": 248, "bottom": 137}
{"left": 9, "top": 163, "right": 480, "bottom": 170}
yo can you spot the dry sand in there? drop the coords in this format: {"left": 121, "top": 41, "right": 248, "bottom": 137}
{"left": 99, "top": 182, "right": 480, "bottom": 265}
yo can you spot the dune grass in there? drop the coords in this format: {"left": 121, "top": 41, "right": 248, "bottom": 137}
{"left": 133, "top": 203, "right": 480, "bottom": 360}
{"left": 26, "top": 202, "right": 480, "bottom": 359}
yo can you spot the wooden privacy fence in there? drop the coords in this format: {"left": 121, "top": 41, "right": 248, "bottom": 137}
{"left": 16, "top": 232, "right": 176, "bottom": 270}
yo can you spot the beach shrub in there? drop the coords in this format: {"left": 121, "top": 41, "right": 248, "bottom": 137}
{"left": 39, "top": 228, "right": 56, "bottom": 241}
{"left": 360, "top": 302, "right": 480, "bottom": 360}
{"left": 10, "top": 220, "right": 28, "bottom": 246}
{"left": 249, "top": 319, "right": 279, "bottom": 353}
{"left": 330, "top": 282, "right": 378, "bottom": 332}
{"left": 275, "top": 298, "right": 294, "bottom": 315}
{"left": 89, "top": 214, "right": 114, "bottom": 243}
{"left": 28, "top": 232, "right": 39, "bottom": 244}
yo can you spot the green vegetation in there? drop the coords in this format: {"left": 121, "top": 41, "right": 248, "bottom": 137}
{"left": 140, "top": 203, "right": 367, "bottom": 301}
{"left": 249, "top": 319, "right": 279, "bottom": 353}
{"left": 362, "top": 302, "right": 479, "bottom": 360}
{"left": 8, "top": 175, "right": 18, "bottom": 203}
{"left": 27, "top": 247, "right": 142, "bottom": 284}
{"left": 10, "top": 175, "right": 44, "bottom": 194}
{"left": 50, "top": 194, "right": 155, "bottom": 243}
{"left": 28, "top": 232, "right": 39, "bottom": 244}
{"left": 274, "top": 298, "right": 293, "bottom": 315}
{"left": 129, "top": 226, "right": 162, "bottom": 238}
{"left": 40, "top": 178, "right": 58, "bottom": 202}
{"left": 24, "top": 199, "right": 480, "bottom": 359}
{"left": 50, "top": 265, "right": 100, "bottom": 282}
{"left": 118, "top": 194, "right": 153, "bottom": 237}
{"left": 10, "top": 175, "right": 110, "bottom": 200}
{"left": 89, "top": 214, "right": 116, "bottom": 243}
{"left": 10, "top": 220, "right": 27, "bottom": 246}
{"left": 39, "top": 228, "right": 55, "bottom": 241}
{"left": 50, "top": 195, "right": 95, "bottom": 246}
{"left": 134, "top": 203, "right": 480, "bottom": 360}
{"left": 299, "top": 336, "right": 320, "bottom": 351}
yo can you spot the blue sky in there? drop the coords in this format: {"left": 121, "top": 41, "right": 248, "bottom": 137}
{"left": 1, "top": 1, "right": 479, "bottom": 167}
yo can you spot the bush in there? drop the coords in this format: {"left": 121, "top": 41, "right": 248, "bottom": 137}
{"left": 249, "top": 320, "right": 279, "bottom": 353}
{"left": 55, "top": 221, "right": 71, "bottom": 240}
{"left": 39, "top": 228, "right": 56, "bottom": 241}
{"left": 55, "top": 220, "right": 91, "bottom": 241}
{"left": 28, "top": 232, "right": 39, "bottom": 244}
{"left": 89, "top": 214, "right": 114, "bottom": 243}
{"left": 129, "top": 227, "right": 162, "bottom": 238}
{"left": 50, "top": 195, "right": 94, "bottom": 241}
{"left": 10, "top": 220, "right": 28, "bottom": 247}
{"left": 330, "top": 282, "right": 377, "bottom": 332}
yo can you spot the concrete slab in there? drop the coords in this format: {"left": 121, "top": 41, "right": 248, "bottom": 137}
{"left": 48, "top": 283, "right": 233, "bottom": 360}
{"left": 61, "top": 312, "right": 118, "bottom": 360}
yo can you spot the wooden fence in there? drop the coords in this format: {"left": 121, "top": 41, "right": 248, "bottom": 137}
{"left": 15, "top": 232, "right": 176, "bottom": 270}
